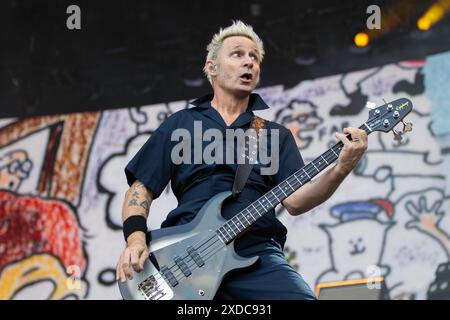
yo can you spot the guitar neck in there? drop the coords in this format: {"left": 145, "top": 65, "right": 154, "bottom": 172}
{"left": 216, "top": 123, "right": 372, "bottom": 244}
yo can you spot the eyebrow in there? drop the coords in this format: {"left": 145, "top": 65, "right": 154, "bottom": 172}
{"left": 230, "top": 45, "right": 258, "bottom": 51}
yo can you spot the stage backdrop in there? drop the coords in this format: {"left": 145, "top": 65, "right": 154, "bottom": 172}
{"left": 1, "top": 50, "right": 449, "bottom": 300}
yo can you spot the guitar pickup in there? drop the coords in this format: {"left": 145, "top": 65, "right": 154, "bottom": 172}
{"left": 174, "top": 255, "right": 192, "bottom": 277}
{"left": 160, "top": 265, "right": 178, "bottom": 287}
{"left": 186, "top": 246, "right": 205, "bottom": 267}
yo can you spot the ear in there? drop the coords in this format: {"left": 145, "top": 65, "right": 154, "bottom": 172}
{"left": 205, "top": 60, "right": 217, "bottom": 76}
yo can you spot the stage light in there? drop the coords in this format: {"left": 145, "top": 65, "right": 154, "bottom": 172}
{"left": 354, "top": 32, "right": 369, "bottom": 47}
{"left": 417, "top": 17, "right": 431, "bottom": 30}
{"left": 417, "top": 0, "right": 450, "bottom": 30}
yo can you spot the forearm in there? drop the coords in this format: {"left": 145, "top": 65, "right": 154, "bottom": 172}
{"left": 122, "top": 180, "right": 153, "bottom": 244}
{"left": 283, "top": 163, "right": 349, "bottom": 215}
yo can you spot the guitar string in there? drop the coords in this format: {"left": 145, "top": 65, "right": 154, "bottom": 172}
{"left": 140, "top": 116, "right": 394, "bottom": 295}
{"left": 140, "top": 128, "right": 374, "bottom": 293}
{"left": 141, "top": 149, "right": 341, "bottom": 298}
{"left": 168, "top": 144, "right": 341, "bottom": 276}
{"left": 138, "top": 144, "right": 347, "bottom": 292}
{"left": 149, "top": 109, "right": 408, "bottom": 297}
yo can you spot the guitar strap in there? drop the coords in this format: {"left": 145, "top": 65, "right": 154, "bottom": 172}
{"left": 232, "top": 115, "right": 265, "bottom": 199}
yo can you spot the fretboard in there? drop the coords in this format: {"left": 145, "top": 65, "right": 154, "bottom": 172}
{"left": 216, "top": 123, "right": 371, "bottom": 244}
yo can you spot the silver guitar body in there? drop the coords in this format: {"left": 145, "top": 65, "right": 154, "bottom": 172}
{"left": 118, "top": 191, "right": 259, "bottom": 300}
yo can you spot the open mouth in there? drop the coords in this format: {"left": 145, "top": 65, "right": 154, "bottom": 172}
{"left": 239, "top": 73, "right": 253, "bottom": 83}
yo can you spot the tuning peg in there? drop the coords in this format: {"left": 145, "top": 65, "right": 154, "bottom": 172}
{"left": 402, "top": 120, "right": 413, "bottom": 133}
{"left": 392, "top": 128, "right": 403, "bottom": 141}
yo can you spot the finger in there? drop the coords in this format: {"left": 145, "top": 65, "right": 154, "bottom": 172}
{"left": 122, "top": 249, "right": 133, "bottom": 280}
{"left": 117, "top": 252, "right": 127, "bottom": 282}
{"left": 405, "top": 200, "right": 419, "bottom": 216}
{"left": 343, "top": 127, "right": 362, "bottom": 143}
{"left": 118, "top": 264, "right": 127, "bottom": 282}
{"left": 335, "top": 132, "right": 352, "bottom": 147}
{"left": 138, "top": 250, "right": 148, "bottom": 272}
{"left": 419, "top": 196, "right": 426, "bottom": 212}
{"left": 406, "top": 220, "right": 419, "bottom": 229}
{"left": 359, "top": 129, "right": 368, "bottom": 144}
{"left": 131, "top": 248, "right": 141, "bottom": 273}
{"left": 430, "top": 200, "right": 443, "bottom": 213}
{"left": 116, "top": 253, "right": 122, "bottom": 281}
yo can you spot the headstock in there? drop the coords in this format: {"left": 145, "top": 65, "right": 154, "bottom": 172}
{"left": 365, "top": 98, "right": 413, "bottom": 141}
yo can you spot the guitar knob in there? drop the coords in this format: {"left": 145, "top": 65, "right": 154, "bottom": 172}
{"left": 392, "top": 129, "right": 403, "bottom": 141}
{"left": 402, "top": 120, "right": 413, "bottom": 133}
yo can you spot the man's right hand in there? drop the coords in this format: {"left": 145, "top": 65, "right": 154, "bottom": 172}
{"left": 116, "top": 234, "right": 149, "bottom": 282}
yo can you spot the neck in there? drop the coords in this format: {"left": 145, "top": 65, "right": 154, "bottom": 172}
{"left": 210, "top": 89, "right": 250, "bottom": 126}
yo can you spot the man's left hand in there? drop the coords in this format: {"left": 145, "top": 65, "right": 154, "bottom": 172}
{"left": 334, "top": 127, "right": 368, "bottom": 175}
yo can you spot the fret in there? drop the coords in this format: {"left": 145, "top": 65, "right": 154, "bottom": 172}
{"left": 331, "top": 148, "right": 339, "bottom": 157}
{"left": 280, "top": 181, "right": 288, "bottom": 197}
{"left": 303, "top": 169, "right": 311, "bottom": 179}
{"left": 294, "top": 174, "right": 303, "bottom": 185}
{"left": 221, "top": 227, "right": 232, "bottom": 241}
{"left": 363, "top": 122, "right": 373, "bottom": 132}
{"left": 250, "top": 203, "right": 260, "bottom": 216}
{"left": 264, "top": 195, "right": 273, "bottom": 207}
{"left": 311, "top": 162, "right": 320, "bottom": 172}
{"left": 286, "top": 180, "right": 294, "bottom": 190}
{"left": 243, "top": 209, "right": 253, "bottom": 223}
{"left": 234, "top": 217, "right": 244, "bottom": 228}
{"left": 257, "top": 199, "right": 269, "bottom": 211}
{"left": 217, "top": 228, "right": 226, "bottom": 242}
{"left": 278, "top": 186, "right": 288, "bottom": 197}
{"left": 270, "top": 190, "right": 280, "bottom": 201}
{"left": 225, "top": 224, "right": 236, "bottom": 237}
{"left": 230, "top": 218, "right": 240, "bottom": 232}
{"left": 253, "top": 200, "right": 264, "bottom": 212}
{"left": 321, "top": 155, "right": 329, "bottom": 165}
{"left": 239, "top": 214, "right": 249, "bottom": 228}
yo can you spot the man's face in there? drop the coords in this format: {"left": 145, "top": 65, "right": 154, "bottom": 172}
{"left": 212, "top": 36, "right": 261, "bottom": 96}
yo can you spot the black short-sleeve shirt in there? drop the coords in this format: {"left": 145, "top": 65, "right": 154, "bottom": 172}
{"left": 125, "top": 93, "right": 304, "bottom": 250}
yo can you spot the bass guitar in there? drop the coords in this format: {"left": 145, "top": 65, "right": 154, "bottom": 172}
{"left": 119, "top": 98, "right": 413, "bottom": 300}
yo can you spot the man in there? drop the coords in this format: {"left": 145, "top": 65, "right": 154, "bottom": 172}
{"left": 115, "top": 20, "right": 368, "bottom": 299}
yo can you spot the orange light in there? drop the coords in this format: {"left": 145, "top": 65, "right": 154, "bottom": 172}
{"left": 417, "top": 0, "right": 450, "bottom": 30}
{"left": 417, "top": 17, "right": 431, "bottom": 30}
{"left": 354, "top": 32, "right": 369, "bottom": 47}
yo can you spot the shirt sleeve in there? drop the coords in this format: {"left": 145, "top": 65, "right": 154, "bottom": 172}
{"left": 124, "top": 117, "right": 177, "bottom": 199}
{"left": 273, "top": 128, "right": 305, "bottom": 185}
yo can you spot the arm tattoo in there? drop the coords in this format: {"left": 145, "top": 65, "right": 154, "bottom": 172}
{"left": 140, "top": 200, "right": 150, "bottom": 211}
{"left": 128, "top": 183, "right": 150, "bottom": 211}
{"left": 128, "top": 191, "right": 140, "bottom": 206}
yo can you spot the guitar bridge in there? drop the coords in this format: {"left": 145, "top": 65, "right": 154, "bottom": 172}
{"left": 138, "top": 274, "right": 174, "bottom": 300}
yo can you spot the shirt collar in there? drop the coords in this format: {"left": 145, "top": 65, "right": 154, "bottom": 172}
{"left": 189, "top": 93, "right": 269, "bottom": 111}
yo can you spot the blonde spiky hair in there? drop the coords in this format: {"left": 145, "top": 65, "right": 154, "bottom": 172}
{"left": 204, "top": 20, "right": 265, "bottom": 85}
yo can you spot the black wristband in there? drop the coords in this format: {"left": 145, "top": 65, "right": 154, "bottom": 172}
{"left": 123, "top": 215, "right": 147, "bottom": 242}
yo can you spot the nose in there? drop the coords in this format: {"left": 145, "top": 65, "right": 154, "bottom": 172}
{"left": 243, "top": 55, "right": 254, "bottom": 69}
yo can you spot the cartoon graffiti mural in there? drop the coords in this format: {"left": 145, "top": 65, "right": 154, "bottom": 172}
{"left": 317, "top": 199, "right": 395, "bottom": 283}
{"left": 0, "top": 51, "right": 449, "bottom": 299}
